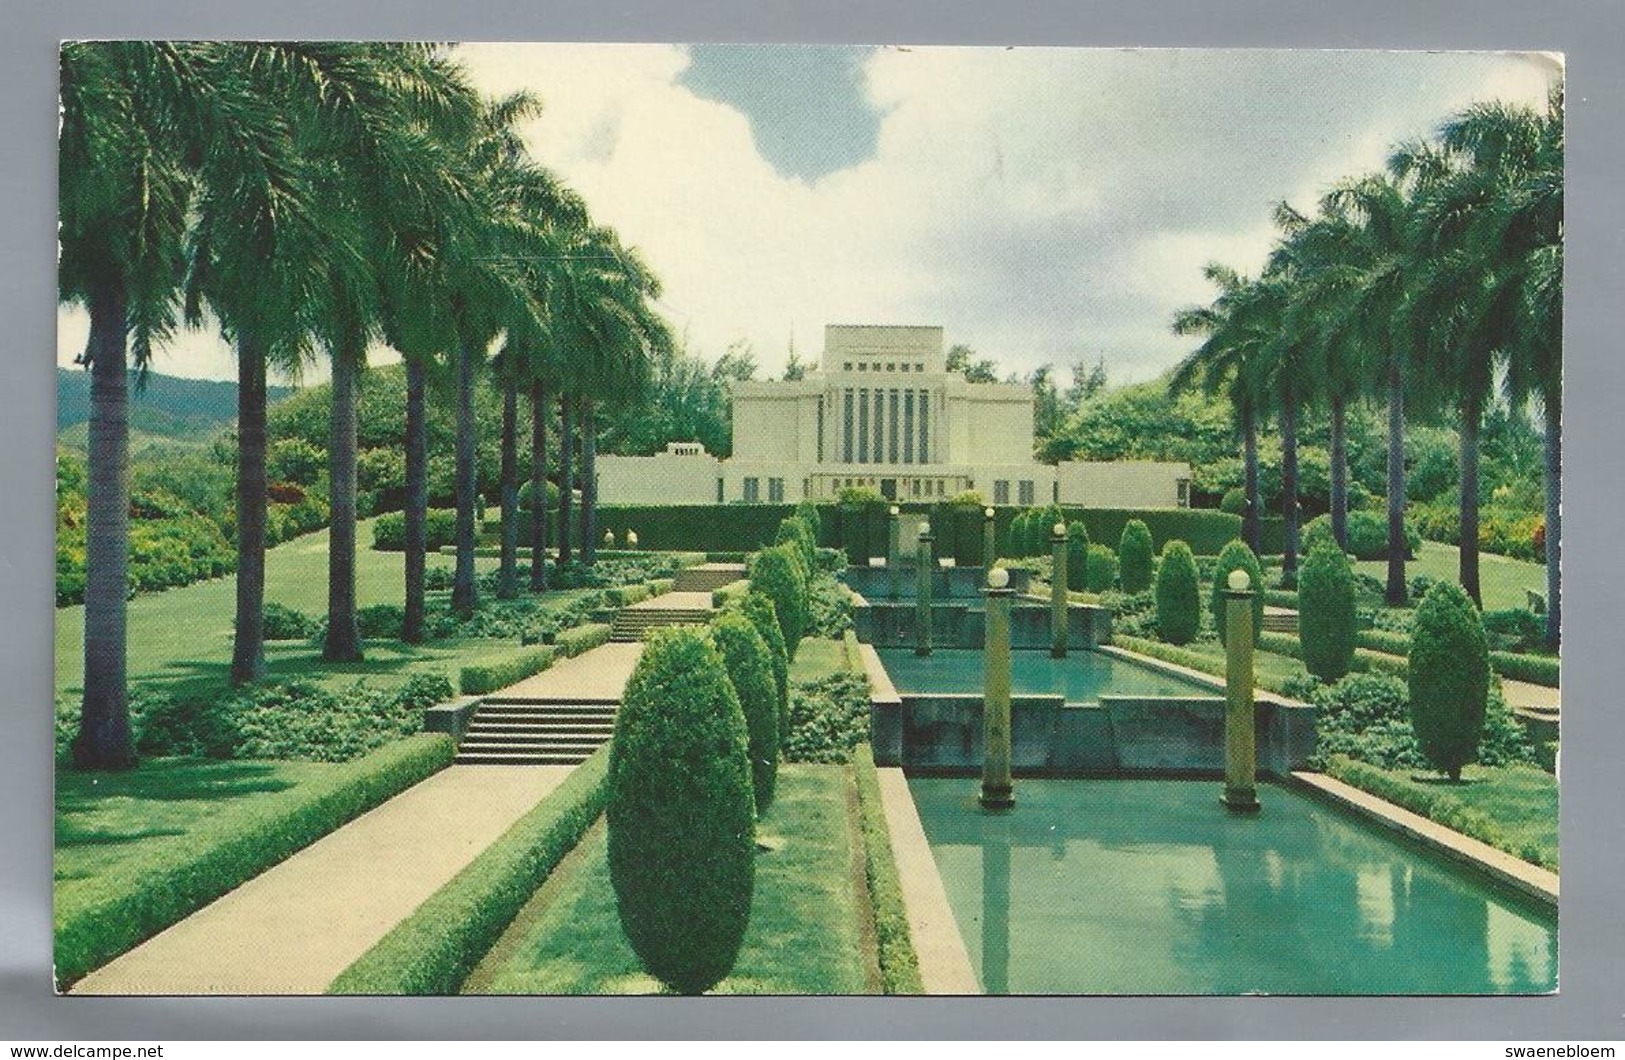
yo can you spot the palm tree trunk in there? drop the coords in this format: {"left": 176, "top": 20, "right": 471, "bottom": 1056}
{"left": 581, "top": 396, "right": 598, "bottom": 566}
{"left": 529, "top": 380, "right": 549, "bottom": 592}
{"left": 1459, "top": 388, "right": 1483, "bottom": 608}
{"left": 323, "top": 349, "right": 363, "bottom": 661}
{"left": 1280, "top": 390, "right": 1301, "bottom": 587}
{"left": 557, "top": 393, "right": 574, "bottom": 565}
{"left": 75, "top": 280, "right": 136, "bottom": 770}
{"left": 403, "top": 358, "right": 428, "bottom": 643}
{"left": 1385, "top": 353, "right": 1408, "bottom": 606}
{"left": 1542, "top": 387, "right": 1560, "bottom": 651}
{"left": 231, "top": 336, "right": 269, "bottom": 684}
{"left": 1241, "top": 405, "right": 1261, "bottom": 555}
{"left": 452, "top": 329, "right": 480, "bottom": 616}
{"left": 1330, "top": 394, "right": 1349, "bottom": 551}
{"left": 498, "top": 380, "right": 519, "bottom": 599}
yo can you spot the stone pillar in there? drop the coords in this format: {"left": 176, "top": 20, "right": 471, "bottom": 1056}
{"left": 1050, "top": 521, "right": 1069, "bottom": 658}
{"left": 888, "top": 504, "right": 902, "bottom": 600}
{"left": 1223, "top": 568, "right": 1261, "bottom": 813}
{"left": 983, "top": 506, "right": 996, "bottom": 569}
{"left": 981, "top": 567, "right": 1015, "bottom": 809}
{"left": 915, "top": 522, "right": 934, "bottom": 657}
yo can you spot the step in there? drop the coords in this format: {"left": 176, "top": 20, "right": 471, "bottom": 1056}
{"left": 454, "top": 750, "right": 595, "bottom": 766}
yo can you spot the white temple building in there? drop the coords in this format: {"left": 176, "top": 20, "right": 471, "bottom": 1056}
{"left": 596, "top": 325, "right": 1192, "bottom": 508}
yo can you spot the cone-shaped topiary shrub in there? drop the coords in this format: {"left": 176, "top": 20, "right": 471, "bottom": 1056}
{"left": 1408, "top": 581, "right": 1491, "bottom": 782}
{"left": 794, "top": 500, "right": 822, "bottom": 543}
{"left": 736, "top": 590, "right": 789, "bottom": 738}
{"left": 1299, "top": 541, "right": 1357, "bottom": 681}
{"left": 1031, "top": 505, "right": 1065, "bottom": 559}
{"left": 750, "top": 543, "right": 810, "bottom": 656}
{"left": 1118, "top": 519, "right": 1155, "bottom": 593}
{"left": 1085, "top": 543, "right": 1118, "bottom": 593}
{"left": 607, "top": 626, "right": 756, "bottom": 994}
{"left": 1210, "top": 538, "right": 1265, "bottom": 647}
{"left": 1300, "top": 515, "right": 1341, "bottom": 556}
{"left": 710, "top": 611, "right": 780, "bottom": 813}
{"left": 1065, "top": 521, "right": 1090, "bottom": 591}
{"left": 1007, "top": 509, "right": 1031, "bottom": 558}
{"left": 1154, "top": 540, "right": 1201, "bottom": 645}
{"left": 776, "top": 517, "right": 815, "bottom": 571}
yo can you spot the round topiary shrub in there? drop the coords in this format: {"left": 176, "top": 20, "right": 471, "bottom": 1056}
{"left": 1408, "top": 581, "right": 1491, "bottom": 782}
{"left": 1219, "top": 487, "right": 1248, "bottom": 516}
{"left": 1118, "top": 519, "right": 1155, "bottom": 594}
{"left": 1065, "top": 521, "right": 1089, "bottom": 591}
{"left": 750, "top": 543, "right": 810, "bottom": 655}
{"left": 607, "top": 626, "right": 756, "bottom": 994}
{"left": 1299, "top": 541, "right": 1358, "bottom": 681}
{"left": 1300, "top": 514, "right": 1341, "bottom": 556}
{"left": 1085, "top": 543, "right": 1118, "bottom": 592}
{"left": 710, "top": 610, "right": 781, "bottom": 813}
{"left": 736, "top": 590, "right": 789, "bottom": 738}
{"left": 1154, "top": 540, "right": 1201, "bottom": 646}
{"left": 1209, "top": 538, "right": 1265, "bottom": 646}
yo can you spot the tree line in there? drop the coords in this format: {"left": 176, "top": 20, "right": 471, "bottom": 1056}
{"left": 60, "top": 42, "right": 671, "bottom": 769}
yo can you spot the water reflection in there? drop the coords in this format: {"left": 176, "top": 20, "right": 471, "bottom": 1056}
{"left": 917, "top": 779, "right": 1555, "bottom": 995}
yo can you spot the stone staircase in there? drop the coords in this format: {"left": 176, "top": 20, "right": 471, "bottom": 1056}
{"left": 1262, "top": 606, "right": 1299, "bottom": 634}
{"left": 609, "top": 591, "right": 715, "bottom": 642}
{"left": 453, "top": 699, "right": 617, "bottom": 765}
{"left": 672, "top": 562, "right": 748, "bottom": 593}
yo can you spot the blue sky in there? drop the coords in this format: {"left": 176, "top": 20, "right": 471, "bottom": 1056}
{"left": 57, "top": 45, "right": 1559, "bottom": 387}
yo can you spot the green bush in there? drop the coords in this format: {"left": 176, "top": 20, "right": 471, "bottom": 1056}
{"left": 1302, "top": 511, "right": 1418, "bottom": 560}
{"left": 1153, "top": 540, "right": 1201, "bottom": 646}
{"left": 1409, "top": 581, "right": 1491, "bottom": 781}
{"left": 555, "top": 622, "right": 612, "bottom": 657}
{"left": 1219, "top": 487, "right": 1247, "bottom": 515}
{"left": 781, "top": 672, "right": 872, "bottom": 763}
{"left": 460, "top": 647, "right": 557, "bottom": 696}
{"left": 56, "top": 734, "right": 453, "bottom": 988}
{"left": 1026, "top": 505, "right": 1064, "bottom": 558}
{"left": 852, "top": 745, "right": 925, "bottom": 994}
{"left": 1307, "top": 672, "right": 1426, "bottom": 771}
{"left": 1490, "top": 651, "right": 1559, "bottom": 688}
{"left": 794, "top": 500, "right": 823, "bottom": 542}
{"left": 776, "top": 516, "right": 816, "bottom": 570}
{"left": 750, "top": 544, "right": 810, "bottom": 655}
{"left": 329, "top": 745, "right": 609, "bottom": 994}
{"left": 373, "top": 509, "right": 456, "bottom": 551}
{"left": 736, "top": 591, "right": 790, "bottom": 738}
{"left": 711, "top": 611, "right": 781, "bottom": 813}
{"left": 1357, "top": 628, "right": 1413, "bottom": 656}
{"left": 1300, "top": 515, "right": 1340, "bottom": 556}
{"left": 261, "top": 602, "right": 317, "bottom": 641}
{"left": 1299, "top": 543, "right": 1358, "bottom": 681}
{"left": 1118, "top": 519, "right": 1155, "bottom": 594}
{"left": 1065, "top": 522, "right": 1090, "bottom": 591}
{"left": 1209, "top": 539, "right": 1265, "bottom": 647}
{"left": 357, "top": 604, "right": 406, "bottom": 639}
{"left": 607, "top": 627, "right": 756, "bottom": 994}
{"left": 1085, "top": 543, "right": 1118, "bottom": 593}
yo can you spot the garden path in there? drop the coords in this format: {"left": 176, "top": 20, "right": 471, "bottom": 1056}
{"left": 498, "top": 641, "right": 645, "bottom": 700}
{"left": 71, "top": 764, "right": 574, "bottom": 995}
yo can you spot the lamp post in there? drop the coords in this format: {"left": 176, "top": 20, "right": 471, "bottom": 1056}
{"left": 981, "top": 566, "right": 1015, "bottom": 810}
{"left": 915, "top": 521, "right": 934, "bottom": 657}
{"left": 1222, "top": 567, "right": 1261, "bottom": 813}
{"left": 1050, "top": 521, "right": 1069, "bottom": 658}
{"left": 983, "top": 506, "right": 997, "bottom": 570}
{"left": 888, "top": 505, "right": 901, "bottom": 600}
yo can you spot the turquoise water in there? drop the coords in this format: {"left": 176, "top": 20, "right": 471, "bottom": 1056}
{"left": 877, "top": 647, "right": 1209, "bottom": 703}
{"left": 909, "top": 777, "right": 1556, "bottom": 995}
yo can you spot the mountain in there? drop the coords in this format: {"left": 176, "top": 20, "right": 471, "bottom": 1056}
{"left": 57, "top": 367, "right": 294, "bottom": 442}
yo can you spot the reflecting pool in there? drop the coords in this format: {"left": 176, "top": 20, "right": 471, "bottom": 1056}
{"left": 908, "top": 777, "right": 1556, "bottom": 994}
{"left": 878, "top": 647, "right": 1209, "bottom": 704}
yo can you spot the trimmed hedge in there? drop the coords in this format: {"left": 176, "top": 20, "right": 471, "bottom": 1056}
{"left": 328, "top": 745, "right": 610, "bottom": 994}
{"left": 459, "top": 646, "right": 558, "bottom": 696}
{"left": 1210, "top": 539, "right": 1264, "bottom": 647}
{"left": 556, "top": 622, "right": 612, "bottom": 658}
{"left": 1085, "top": 543, "right": 1117, "bottom": 593}
{"left": 1490, "top": 651, "right": 1560, "bottom": 688}
{"left": 373, "top": 509, "right": 457, "bottom": 551}
{"left": 751, "top": 544, "right": 811, "bottom": 654}
{"left": 736, "top": 591, "right": 791, "bottom": 738}
{"left": 57, "top": 734, "right": 454, "bottom": 988}
{"left": 1410, "top": 582, "right": 1491, "bottom": 782}
{"left": 1299, "top": 543, "right": 1357, "bottom": 681}
{"left": 1065, "top": 522, "right": 1090, "bottom": 591}
{"left": 608, "top": 627, "right": 756, "bottom": 994}
{"left": 851, "top": 745, "right": 925, "bottom": 995}
{"left": 1154, "top": 540, "right": 1201, "bottom": 646}
{"left": 1111, "top": 635, "right": 1297, "bottom": 697}
{"left": 711, "top": 610, "right": 781, "bottom": 813}
{"left": 1320, "top": 756, "right": 1555, "bottom": 871}
{"left": 1118, "top": 519, "right": 1155, "bottom": 593}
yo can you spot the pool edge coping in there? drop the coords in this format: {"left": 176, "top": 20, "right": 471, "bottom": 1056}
{"left": 873, "top": 767, "right": 981, "bottom": 995}
{"left": 1290, "top": 770, "right": 1559, "bottom": 910}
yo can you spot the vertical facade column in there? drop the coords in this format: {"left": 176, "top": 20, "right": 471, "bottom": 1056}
{"left": 1223, "top": 569, "right": 1261, "bottom": 813}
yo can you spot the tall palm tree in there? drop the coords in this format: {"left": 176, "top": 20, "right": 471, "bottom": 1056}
{"left": 528, "top": 379, "right": 551, "bottom": 592}
{"left": 60, "top": 42, "right": 315, "bottom": 766}
{"left": 1170, "top": 263, "right": 1268, "bottom": 554}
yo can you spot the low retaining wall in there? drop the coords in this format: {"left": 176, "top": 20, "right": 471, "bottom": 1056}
{"left": 422, "top": 696, "right": 482, "bottom": 741}
{"left": 843, "top": 565, "right": 1031, "bottom": 601}
{"left": 854, "top": 601, "right": 1111, "bottom": 652}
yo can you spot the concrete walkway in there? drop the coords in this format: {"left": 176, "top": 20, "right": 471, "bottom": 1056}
{"left": 874, "top": 767, "right": 979, "bottom": 994}
{"left": 624, "top": 590, "right": 713, "bottom": 612}
{"left": 497, "top": 641, "right": 645, "bottom": 701}
{"left": 1500, "top": 677, "right": 1560, "bottom": 712}
{"left": 73, "top": 765, "right": 573, "bottom": 995}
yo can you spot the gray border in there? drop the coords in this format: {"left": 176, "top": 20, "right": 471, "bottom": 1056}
{"left": 5, "top": 0, "right": 1621, "bottom": 1040}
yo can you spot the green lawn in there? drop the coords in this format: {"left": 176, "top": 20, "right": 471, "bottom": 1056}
{"left": 1339, "top": 761, "right": 1559, "bottom": 870}
{"left": 789, "top": 635, "right": 855, "bottom": 684}
{"left": 54, "top": 520, "right": 588, "bottom": 700}
{"left": 1353, "top": 541, "right": 1549, "bottom": 612}
{"left": 463, "top": 764, "right": 874, "bottom": 994}
{"left": 1164, "top": 638, "right": 1311, "bottom": 690}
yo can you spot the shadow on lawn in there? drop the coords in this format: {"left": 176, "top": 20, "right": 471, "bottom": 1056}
{"left": 55, "top": 759, "right": 302, "bottom": 814}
